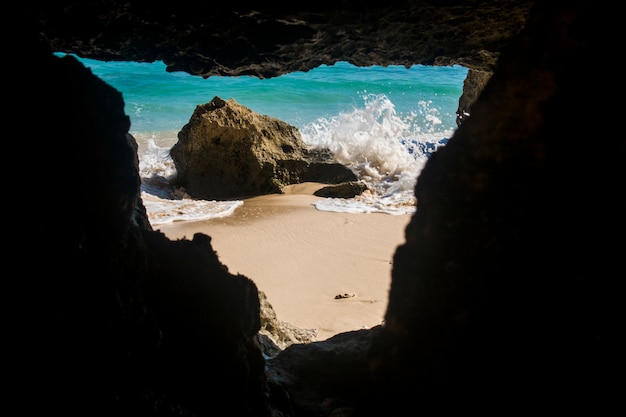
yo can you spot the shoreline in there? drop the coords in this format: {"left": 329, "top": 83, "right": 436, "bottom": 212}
{"left": 153, "top": 183, "right": 411, "bottom": 341}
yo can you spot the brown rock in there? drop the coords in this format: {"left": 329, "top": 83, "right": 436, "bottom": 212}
{"left": 170, "top": 96, "right": 356, "bottom": 200}
{"left": 257, "top": 291, "right": 318, "bottom": 357}
{"left": 171, "top": 96, "right": 306, "bottom": 199}
{"left": 314, "top": 182, "right": 369, "bottom": 198}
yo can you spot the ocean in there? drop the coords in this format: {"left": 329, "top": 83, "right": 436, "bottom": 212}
{"left": 57, "top": 53, "right": 468, "bottom": 225}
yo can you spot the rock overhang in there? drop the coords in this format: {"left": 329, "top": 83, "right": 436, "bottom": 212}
{"left": 33, "top": 0, "right": 534, "bottom": 78}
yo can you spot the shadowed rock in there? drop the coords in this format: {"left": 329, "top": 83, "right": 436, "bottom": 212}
{"left": 19, "top": 1, "right": 621, "bottom": 416}
{"left": 266, "top": 328, "right": 383, "bottom": 417}
{"left": 33, "top": 1, "right": 533, "bottom": 78}
{"left": 313, "top": 181, "right": 369, "bottom": 198}
{"left": 17, "top": 53, "right": 273, "bottom": 417}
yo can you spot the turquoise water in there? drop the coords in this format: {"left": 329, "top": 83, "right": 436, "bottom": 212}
{"left": 57, "top": 53, "right": 468, "bottom": 222}
{"left": 69, "top": 57, "right": 466, "bottom": 132}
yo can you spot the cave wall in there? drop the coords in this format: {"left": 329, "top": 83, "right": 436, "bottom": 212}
{"left": 363, "top": 1, "right": 621, "bottom": 413}
{"left": 15, "top": 1, "right": 621, "bottom": 416}
{"left": 30, "top": 1, "right": 533, "bottom": 77}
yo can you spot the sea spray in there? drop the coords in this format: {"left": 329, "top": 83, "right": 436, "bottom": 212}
{"left": 301, "top": 94, "right": 452, "bottom": 215}
{"left": 56, "top": 53, "right": 467, "bottom": 223}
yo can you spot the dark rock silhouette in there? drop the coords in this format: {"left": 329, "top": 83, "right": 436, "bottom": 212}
{"left": 16, "top": 1, "right": 620, "bottom": 416}
{"left": 313, "top": 182, "right": 369, "bottom": 198}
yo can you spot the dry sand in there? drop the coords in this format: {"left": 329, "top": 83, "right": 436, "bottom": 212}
{"left": 154, "top": 183, "right": 412, "bottom": 341}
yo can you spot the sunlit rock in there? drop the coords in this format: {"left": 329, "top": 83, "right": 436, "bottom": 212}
{"left": 170, "top": 96, "right": 355, "bottom": 199}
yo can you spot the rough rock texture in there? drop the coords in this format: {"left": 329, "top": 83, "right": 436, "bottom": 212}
{"left": 171, "top": 96, "right": 356, "bottom": 199}
{"left": 257, "top": 291, "right": 318, "bottom": 357}
{"left": 16, "top": 1, "right": 622, "bottom": 417}
{"left": 26, "top": 0, "right": 535, "bottom": 120}
{"left": 313, "top": 181, "right": 370, "bottom": 198}
{"left": 456, "top": 69, "right": 492, "bottom": 126}
{"left": 32, "top": 1, "right": 533, "bottom": 78}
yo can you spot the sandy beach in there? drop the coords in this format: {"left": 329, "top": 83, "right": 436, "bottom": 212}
{"left": 153, "top": 183, "right": 412, "bottom": 341}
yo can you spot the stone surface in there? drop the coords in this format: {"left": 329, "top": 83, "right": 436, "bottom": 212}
{"left": 257, "top": 291, "right": 318, "bottom": 357}
{"left": 266, "top": 328, "right": 383, "bottom": 417}
{"left": 170, "top": 96, "right": 356, "bottom": 199}
{"left": 140, "top": 231, "right": 268, "bottom": 415}
{"left": 456, "top": 68, "right": 492, "bottom": 126}
{"left": 313, "top": 181, "right": 369, "bottom": 198}
{"left": 357, "top": 2, "right": 620, "bottom": 414}
{"left": 16, "top": 1, "right": 621, "bottom": 416}
{"left": 32, "top": 1, "right": 533, "bottom": 78}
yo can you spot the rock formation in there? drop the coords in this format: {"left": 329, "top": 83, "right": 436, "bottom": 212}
{"left": 14, "top": 53, "right": 272, "bottom": 416}
{"left": 32, "top": 1, "right": 533, "bottom": 78}
{"left": 170, "top": 96, "right": 356, "bottom": 199}
{"left": 257, "top": 290, "right": 318, "bottom": 357}
{"left": 16, "top": 1, "right": 620, "bottom": 417}
{"left": 313, "top": 182, "right": 370, "bottom": 198}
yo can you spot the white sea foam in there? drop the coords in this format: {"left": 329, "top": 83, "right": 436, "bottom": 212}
{"left": 134, "top": 94, "right": 454, "bottom": 225}
{"left": 65, "top": 55, "right": 465, "bottom": 225}
{"left": 136, "top": 134, "right": 244, "bottom": 225}
{"left": 302, "top": 94, "right": 452, "bottom": 215}
{"left": 313, "top": 189, "right": 417, "bottom": 215}
{"left": 143, "top": 194, "right": 243, "bottom": 225}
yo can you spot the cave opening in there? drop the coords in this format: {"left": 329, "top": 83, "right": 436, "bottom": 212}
{"left": 60, "top": 52, "right": 468, "bottom": 341}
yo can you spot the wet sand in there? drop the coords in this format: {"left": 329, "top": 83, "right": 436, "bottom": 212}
{"left": 153, "top": 183, "right": 411, "bottom": 341}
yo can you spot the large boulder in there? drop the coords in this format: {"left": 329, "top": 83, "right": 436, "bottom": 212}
{"left": 170, "top": 96, "right": 356, "bottom": 200}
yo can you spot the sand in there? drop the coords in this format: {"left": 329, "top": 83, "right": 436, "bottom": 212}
{"left": 153, "top": 183, "right": 412, "bottom": 341}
